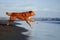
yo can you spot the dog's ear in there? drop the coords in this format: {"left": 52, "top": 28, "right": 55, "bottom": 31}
{"left": 29, "top": 11, "right": 32, "bottom": 13}
{"left": 29, "top": 11, "right": 35, "bottom": 16}
{"left": 6, "top": 12, "right": 8, "bottom": 15}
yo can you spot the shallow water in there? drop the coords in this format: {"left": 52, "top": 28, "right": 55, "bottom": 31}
{"left": 15, "top": 21, "right": 60, "bottom": 40}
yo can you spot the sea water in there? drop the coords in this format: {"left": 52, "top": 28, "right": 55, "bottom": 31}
{"left": 15, "top": 21, "right": 60, "bottom": 40}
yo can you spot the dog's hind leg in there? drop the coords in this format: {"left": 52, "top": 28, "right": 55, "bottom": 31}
{"left": 7, "top": 17, "right": 16, "bottom": 25}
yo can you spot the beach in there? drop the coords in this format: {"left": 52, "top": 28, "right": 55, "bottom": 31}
{"left": 0, "top": 20, "right": 29, "bottom": 40}
{"left": 0, "top": 20, "right": 60, "bottom": 40}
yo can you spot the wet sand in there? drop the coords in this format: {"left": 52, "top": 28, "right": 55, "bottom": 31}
{"left": 0, "top": 20, "right": 29, "bottom": 40}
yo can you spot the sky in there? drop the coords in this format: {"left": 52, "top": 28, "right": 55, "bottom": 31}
{"left": 0, "top": 0, "right": 60, "bottom": 18}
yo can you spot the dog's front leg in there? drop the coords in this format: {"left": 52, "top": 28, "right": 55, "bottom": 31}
{"left": 25, "top": 20, "right": 32, "bottom": 29}
{"left": 29, "top": 18, "right": 35, "bottom": 22}
{"left": 29, "top": 18, "right": 38, "bottom": 24}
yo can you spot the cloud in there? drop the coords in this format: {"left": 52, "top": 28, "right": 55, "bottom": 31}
{"left": 39, "top": 8, "right": 60, "bottom": 12}
{"left": 38, "top": 8, "right": 49, "bottom": 12}
{"left": 4, "top": 6, "right": 38, "bottom": 12}
{"left": 24, "top": 7, "right": 38, "bottom": 11}
{"left": 42, "top": 8, "right": 49, "bottom": 11}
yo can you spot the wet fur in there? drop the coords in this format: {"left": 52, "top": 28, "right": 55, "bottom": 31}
{"left": 6, "top": 11, "right": 35, "bottom": 28}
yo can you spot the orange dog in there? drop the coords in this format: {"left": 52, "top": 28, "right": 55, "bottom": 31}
{"left": 6, "top": 11, "right": 35, "bottom": 28}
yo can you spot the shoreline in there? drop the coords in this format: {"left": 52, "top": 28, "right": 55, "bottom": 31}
{"left": 0, "top": 20, "right": 29, "bottom": 40}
